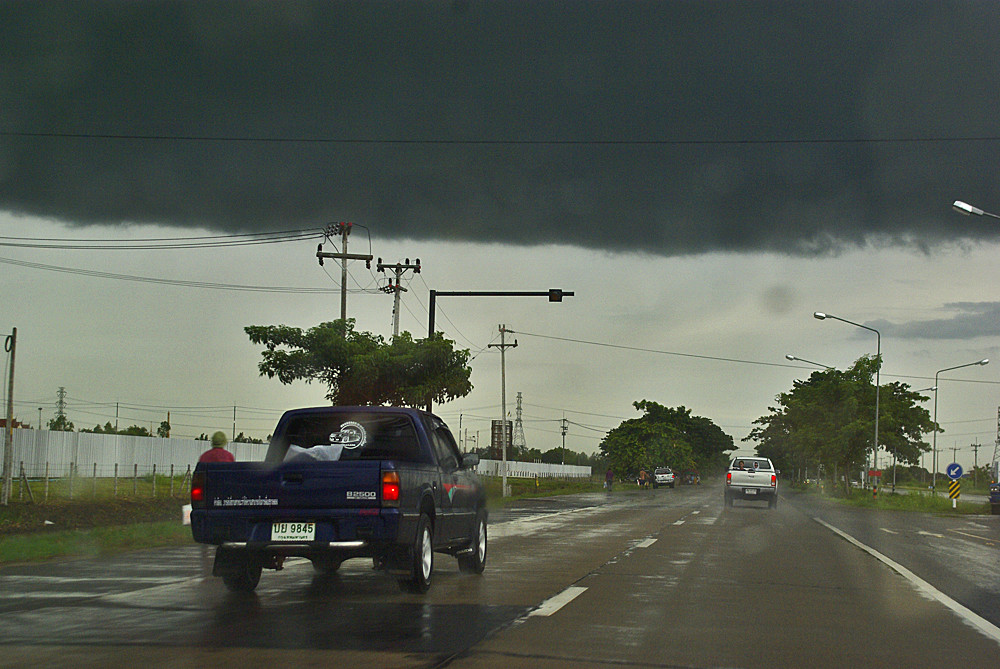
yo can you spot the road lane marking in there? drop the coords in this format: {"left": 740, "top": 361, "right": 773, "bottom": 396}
{"left": 529, "top": 586, "right": 587, "bottom": 617}
{"left": 814, "top": 517, "right": 1000, "bottom": 648}
{"left": 948, "top": 528, "right": 996, "bottom": 545}
{"left": 673, "top": 520, "right": 685, "bottom": 526}
{"left": 636, "top": 538, "right": 657, "bottom": 548}
{"left": 918, "top": 530, "right": 945, "bottom": 538}
{"left": 880, "top": 528, "right": 899, "bottom": 535}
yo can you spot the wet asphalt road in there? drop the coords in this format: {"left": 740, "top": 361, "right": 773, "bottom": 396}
{"left": 1, "top": 483, "right": 998, "bottom": 668}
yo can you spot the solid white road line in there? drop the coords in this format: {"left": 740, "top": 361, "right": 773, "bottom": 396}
{"left": 815, "top": 517, "right": 1000, "bottom": 647}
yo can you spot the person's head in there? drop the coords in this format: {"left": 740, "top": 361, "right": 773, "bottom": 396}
{"left": 211, "top": 431, "right": 228, "bottom": 448}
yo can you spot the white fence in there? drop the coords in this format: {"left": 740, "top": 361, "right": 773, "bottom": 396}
{"left": 1, "top": 429, "right": 589, "bottom": 480}
{"left": 1, "top": 428, "right": 267, "bottom": 478}
{"left": 475, "top": 458, "right": 591, "bottom": 479}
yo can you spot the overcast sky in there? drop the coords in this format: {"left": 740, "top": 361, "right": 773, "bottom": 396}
{"left": 3, "top": 1, "right": 1000, "bottom": 473}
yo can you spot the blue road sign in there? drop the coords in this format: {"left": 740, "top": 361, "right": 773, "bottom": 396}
{"left": 946, "top": 463, "right": 963, "bottom": 480}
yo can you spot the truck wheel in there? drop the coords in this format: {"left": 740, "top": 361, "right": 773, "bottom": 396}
{"left": 399, "top": 513, "right": 433, "bottom": 593}
{"left": 458, "top": 509, "right": 488, "bottom": 574}
{"left": 769, "top": 495, "right": 778, "bottom": 509}
{"left": 222, "top": 559, "right": 262, "bottom": 593}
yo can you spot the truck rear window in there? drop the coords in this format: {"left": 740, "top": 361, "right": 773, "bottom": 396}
{"left": 266, "top": 413, "right": 421, "bottom": 463}
{"left": 731, "top": 458, "right": 772, "bottom": 471}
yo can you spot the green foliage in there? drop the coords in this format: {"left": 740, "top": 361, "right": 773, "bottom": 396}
{"left": 746, "top": 356, "right": 934, "bottom": 492}
{"left": 233, "top": 432, "right": 264, "bottom": 444}
{"left": 245, "top": 319, "right": 473, "bottom": 406}
{"left": 156, "top": 421, "right": 171, "bottom": 438}
{"left": 599, "top": 401, "right": 733, "bottom": 477}
{"left": 119, "top": 425, "right": 151, "bottom": 437}
{"left": 47, "top": 414, "right": 74, "bottom": 431}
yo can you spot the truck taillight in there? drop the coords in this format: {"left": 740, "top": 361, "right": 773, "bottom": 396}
{"left": 726, "top": 472, "right": 732, "bottom": 485}
{"left": 191, "top": 471, "right": 206, "bottom": 507}
{"left": 382, "top": 471, "right": 400, "bottom": 506}
{"left": 771, "top": 474, "right": 776, "bottom": 487}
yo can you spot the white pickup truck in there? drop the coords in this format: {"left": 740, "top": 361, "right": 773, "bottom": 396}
{"left": 724, "top": 457, "right": 778, "bottom": 509}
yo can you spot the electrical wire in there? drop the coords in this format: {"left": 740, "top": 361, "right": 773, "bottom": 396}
{"left": 0, "top": 255, "right": 341, "bottom": 293}
{"left": 0, "top": 228, "right": 319, "bottom": 250}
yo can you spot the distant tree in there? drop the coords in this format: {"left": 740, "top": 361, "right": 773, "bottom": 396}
{"left": 746, "top": 356, "right": 933, "bottom": 494}
{"left": 245, "top": 319, "right": 473, "bottom": 406}
{"left": 196, "top": 433, "right": 209, "bottom": 441}
{"left": 48, "top": 415, "right": 74, "bottom": 431}
{"left": 157, "top": 421, "right": 171, "bottom": 438}
{"left": 233, "top": 432, "right": 264, "bottom": 444}
{"left": 120, "top": 425, "right": 151, "bottom": 437}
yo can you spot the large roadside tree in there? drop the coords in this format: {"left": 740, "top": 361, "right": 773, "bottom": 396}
{"left": 599, "top": 400, "right": 733, "bottom": 477}
{"left": 746, "top": 355, "right": 933, "bottom": 493}
{"left": 245, "top": 319, "right": 473, "bottom": 406}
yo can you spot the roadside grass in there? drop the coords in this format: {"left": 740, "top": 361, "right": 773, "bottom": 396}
{"left": 835, "top": 488, "right": 990, "bottom": 515}
{"left": 0, "top": 521, "right": 194, "bottom": 564}
{"left": 483, "top": 476, "right": 603, "bottom": 508}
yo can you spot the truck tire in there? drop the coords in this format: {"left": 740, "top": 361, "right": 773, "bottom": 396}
{"left": 769, "top": 495, "right": 778, "bottom": 509}
{"left": 222, "top": 558, "right": 262, "bottom": 593}
{"left": 458, "top": 509, "right": 488, "bottom": 574}
{"left": 398, "top": 513, "right": 433, "bottom": 593}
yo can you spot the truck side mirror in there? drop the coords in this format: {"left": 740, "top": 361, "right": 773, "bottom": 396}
{"left": 461, "top": 453, "right": 480, "bottom": 469}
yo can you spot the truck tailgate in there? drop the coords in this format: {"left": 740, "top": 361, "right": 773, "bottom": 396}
{"left": 202, "top": 460, "right": 383, "bottom": 510}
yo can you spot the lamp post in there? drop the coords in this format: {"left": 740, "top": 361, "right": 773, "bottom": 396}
{"left": 814, "top": 312, "right": 881, "bottom": 485}
{"left": 785, "top": 354, "right": 834, "bottom": 369}
{"left": 952, "top": 200, "right": 1000, "bottom": 220}
{"left": 932, "top": 360, "right": 989, "bottom": 493}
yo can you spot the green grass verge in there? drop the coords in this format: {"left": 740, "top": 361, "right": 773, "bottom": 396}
{"left": 0, "top": 520, "right": 195, "bottom": 564}
{"left": 833, "top": 489, "right": 990, "bottom": 514}
{"left": 482, "top": 476, "right": 603, "bottom": 509}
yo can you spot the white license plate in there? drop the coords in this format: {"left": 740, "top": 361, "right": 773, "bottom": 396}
{"left": 272, "top": 521, "right": 315, "bottom": 541}
{"left": 744, "top": 488, "right": 757, "bottom": 495}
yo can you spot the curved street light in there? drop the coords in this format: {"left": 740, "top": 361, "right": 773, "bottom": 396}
{"left": 953, "top": 200, "right": 1000, "bottom": 219}
{"left": 785, "top": 354, "right": 834, "bottom": 369}
{"left": 932, "top": 359, "right": 989, "bottom": 493}
{"left": 814, "top": 312, "right": 881, "bottom": 486}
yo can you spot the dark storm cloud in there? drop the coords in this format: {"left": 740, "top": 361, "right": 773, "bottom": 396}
{"left": 870, "top": 302, "right": 1000, "bottom": 340}
{"left": 3, "top": 1, "right": 1000, "bottom": 256}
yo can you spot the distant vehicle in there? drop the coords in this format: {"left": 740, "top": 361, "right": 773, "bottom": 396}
{"left": 653, "top": 467, "right": 675, "bottom": 488}
{"left": 990, "top": 482, "right": 999, "bottom": 515}
{"left": 190, "top": 406, "right": 487, "bottom": 593}
{"left": 725, "top": 457, "right": 778, "bottom": 509}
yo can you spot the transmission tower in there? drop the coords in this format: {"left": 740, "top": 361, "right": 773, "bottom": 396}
{"left": 512, "top": 392, "right": 527, "bottom": 453}
{"left": 55, "top": 386, "right": 68, "bottom": 423}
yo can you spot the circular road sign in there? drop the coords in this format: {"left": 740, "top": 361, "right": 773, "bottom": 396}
{"left": 946, "top": 463, "right": 964, "bottom": 480}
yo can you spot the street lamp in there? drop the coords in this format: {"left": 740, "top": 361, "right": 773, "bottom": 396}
{"left": 932, "top": 359, "right": 989, "bottom": 493}
{"left": 785, "top": 354, "right": 834, "bottom": 369}
{"left": 952, "top": 200, "right": 1000, "bottom": 219}
{"left": 814, "top": 312, "right": 881, "bottom": 485}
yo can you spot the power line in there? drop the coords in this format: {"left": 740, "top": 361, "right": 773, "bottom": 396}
{"left": 0, "top": 228, "right": 319, "bottom": 250}
{"left": 0, "top": 256, "right": 341, "bottom": 293}
{"left": 6, "top": 129, "right": 1000, "bottom": 147}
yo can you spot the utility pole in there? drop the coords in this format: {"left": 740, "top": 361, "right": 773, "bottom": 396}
{"left": 488, "top": 325, "right": 517, "bottom": 497}
{"left": 561, "top": 416, "right": 568, "bottom": 466}
{"left": 377, "top": 258, "right": 421, "bottom": 338}
{"left": 2, "top": 328, "right": 15, "bottom": 505}
{"left": 316, "top": 223, "right": 373, "bottom": 323}
{"left": 972, "top": 441, "right": 980, "bottom": 487}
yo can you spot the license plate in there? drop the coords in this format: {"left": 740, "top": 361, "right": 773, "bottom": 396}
{"left": 744, "top": 488, "right": 757, "bottom": 495}
{"left": 272, "top": 521, "right": 315, "bottom": 541}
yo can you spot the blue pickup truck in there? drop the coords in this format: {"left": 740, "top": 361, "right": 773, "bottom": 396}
{"left": 190, "top": 406, "right": 487, "bottom": 593}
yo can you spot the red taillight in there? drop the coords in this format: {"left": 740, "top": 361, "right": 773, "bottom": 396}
{"left": 771, "top": 474, "right": 776, "bottom": 487}
{"left": 726, "top": 472, "right": 732, "bottom": 485}
{"left": 191, "top": 472, "right": 205, "bottom": 506}
{"left": 382, "top": 471, "right": 400, "bottom": 504}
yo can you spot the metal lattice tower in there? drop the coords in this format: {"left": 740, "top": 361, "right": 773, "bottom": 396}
{"left": 512, "top": 392, "right": 527, "bottom": 452}
{"left": 994, "top": 406, "right": 1000, "bottom": 463}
